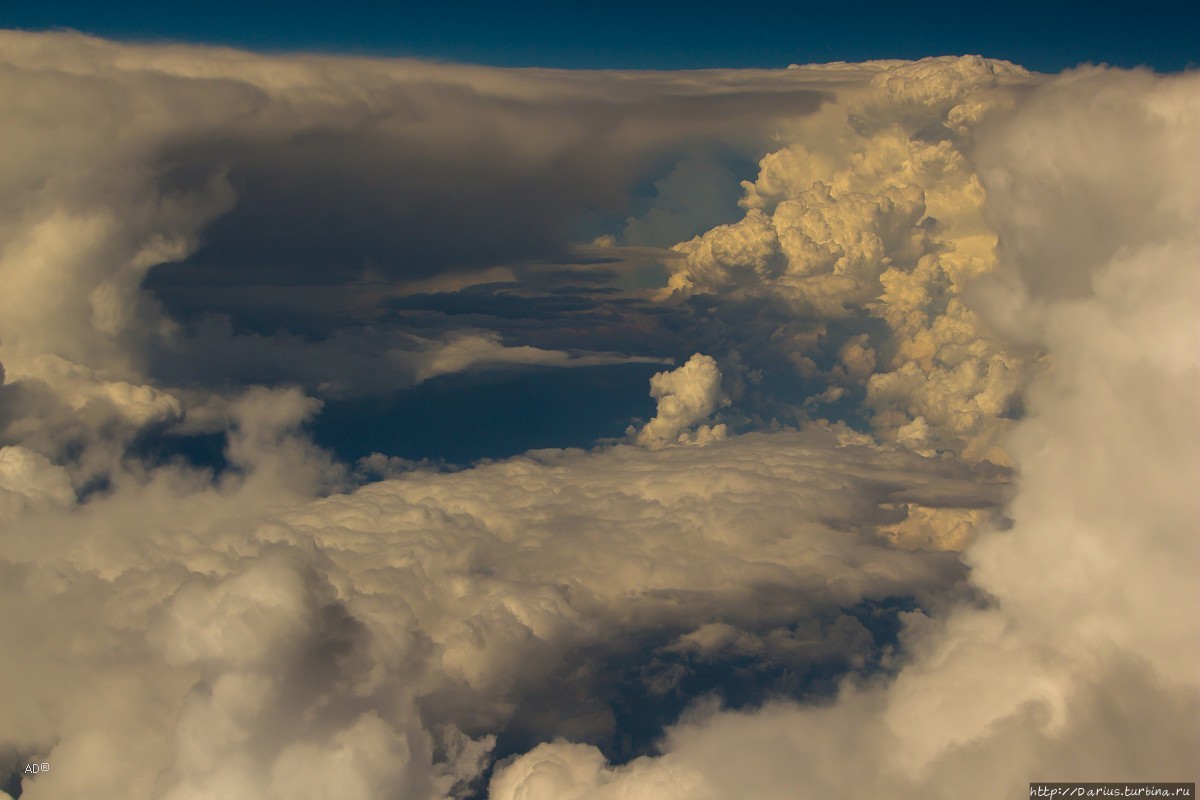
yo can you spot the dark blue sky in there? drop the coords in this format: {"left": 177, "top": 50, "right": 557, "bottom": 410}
{"left": 5, "top": 0, "right": 1198, "bottom": 72}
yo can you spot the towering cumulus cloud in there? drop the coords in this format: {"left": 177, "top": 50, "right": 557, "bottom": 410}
{"left": 0, "top": 30, "right": 1195, "bottom": 800}
{"left": 663, "top": 56, "right": 1033, "bottom": 463}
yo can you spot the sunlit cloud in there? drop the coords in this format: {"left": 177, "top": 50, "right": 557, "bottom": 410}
{"left": 0, "top": 30, "right": 1196, "bottom": 800}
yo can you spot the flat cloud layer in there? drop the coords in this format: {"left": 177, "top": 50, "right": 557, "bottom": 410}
{"left": 0, "top": 31, "right": 1197, "bottom": 800}
{"left": 2, "top": 417, "right": 997, "bottom": 798}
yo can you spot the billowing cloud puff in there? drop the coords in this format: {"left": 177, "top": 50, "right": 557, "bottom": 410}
{"left": 865, "top": 54, "right": 1027, "bottom": 121}
{"left": 633, "top": 354, "right": 727, "bottom": 448}
{"left": 0, "top": 445, "right": 73, "bottom": 520}
{"left": 669, "top": 182, "right": 929, "bottom": 315}
{"left": 661, "top": 55, "right": 1035, "bottom": 461}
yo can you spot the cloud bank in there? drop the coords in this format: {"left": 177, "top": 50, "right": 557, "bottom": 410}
{"left": 491, "top": 64, "right": 1200, "bottom": 800}
{"left": 0, "top": 31, "right": 1195, "bottom": 800}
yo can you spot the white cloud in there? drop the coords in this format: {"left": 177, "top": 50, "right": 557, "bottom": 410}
{"left": 633, "top": 354, "right": 728, "bottom": 448}
{"left": 489, "top": 65, "right": 1200, "bottom": 800}
{"left": 413, "top": 332, "right": 663, "bottom": 385}
{"left": 0, "top": 445, "right": 74, "bottom": 520}
{"left": 1, "top": 418, "right": 996, "bottom": 798}
{"left": 657, "top": 56, "right": 1038, "bottom": 461}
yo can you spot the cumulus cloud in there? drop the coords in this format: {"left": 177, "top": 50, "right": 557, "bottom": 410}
{"left": 0, "top": 30, "right": 1194, "bottom": 800}
{"left": 632, "top": 354, "right": 728, "bottom": 448}
{"left": 0, "top": 445, "right": 73, "bottom": 520}
{"left": 488, "top": 65, "right": 1200, "bottom": 800}
{"left": 657, "top": 55, "right": 1037, "bottom": 461}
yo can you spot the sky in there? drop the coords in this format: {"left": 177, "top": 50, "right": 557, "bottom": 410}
{"left": 5, "top": 0, "right": 1200, "bottom": 72}
{"left": 0, "top": 13, "right": 1198, "bottom": 800}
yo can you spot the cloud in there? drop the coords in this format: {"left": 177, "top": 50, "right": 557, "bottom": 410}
{"left": 0, "top": 31, "right": 1194, "bottom": 800}
{"left": 140, "top": 320, "right": 666, "bottom": 400}
{"left": 2, "top": 418, "right": 998, "bottom": 798}
{"left": 1, "top": 29, "right": 825, "bottom": 304}
{"left": 488, "top": 65, "right": 1200, "bottom": 800}
{"left": 413, "top": 332, "right": 666, "bottom": 385}
{"left": 0, "top": 30, "right": 828, "bottom": 481}
{"left": 621, "top": 158, "right": 744, "bottom": 248}
{"left": 632, "top": 354, "right": 728, "bottom": 448}
{"left": 0, "top": 445, "right": 73, "bottom": 520}
{"left": 650, "top": 55, "right": 1039, "bottom": 462}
